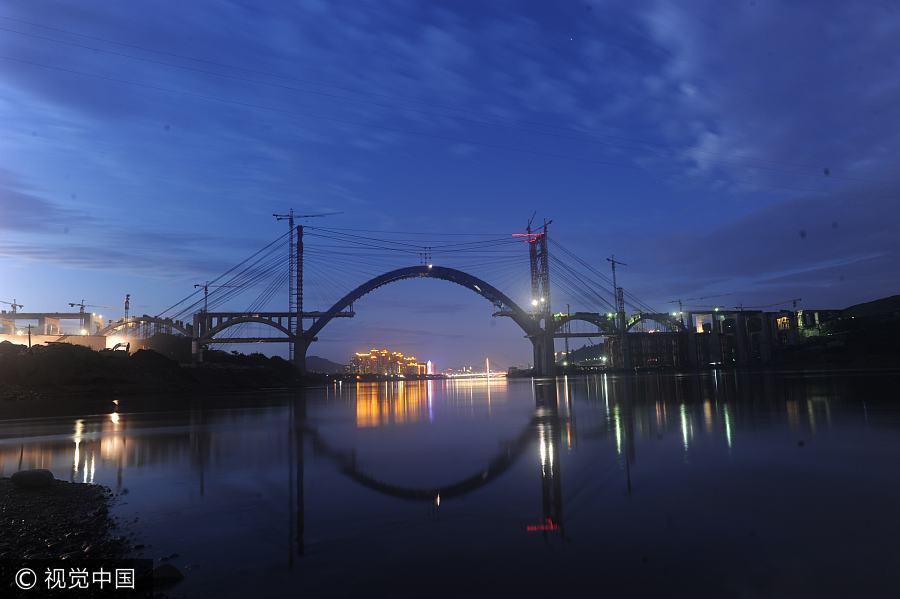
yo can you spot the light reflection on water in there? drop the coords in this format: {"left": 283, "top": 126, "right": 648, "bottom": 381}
{"left": 1, "top": 372, "right": 900, "bottom": 597}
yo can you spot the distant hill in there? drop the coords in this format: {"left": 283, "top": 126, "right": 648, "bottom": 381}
{"left": 306, "top": 355, "right": 346, "bottom": 374}
{"left": 843, "top": 295, "right": 900, "bottom": 318}
{"left": 563, "top": 342, "right": 606, "bottom": 364}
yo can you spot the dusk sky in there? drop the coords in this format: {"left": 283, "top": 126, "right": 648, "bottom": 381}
{"left": 1, "top": 1, "right": 898, "bottom": 368}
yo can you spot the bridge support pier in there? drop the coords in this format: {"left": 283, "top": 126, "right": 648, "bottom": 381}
{"left": 734, "top": 312, "right": 749, "bottom": 366}
{"left": 531, "top": 333, "right": 556, "bottom": 377}
{"left": 293, "top": 336, "right": 308, "bottom": 375}
{"left": 709, "top": 313, "right": 723, "bottom": 365}
{"left": 759, "top": 314, "right": 773, "bottom": 364}
{"left": 685, "top": 329, "right": 698, "bottom": 369}
{"left": 191, "top": 313, "right": 203, "bottom": 364}
{"left": 617, "top": 309, "right": 631, "bottom": 372}
{"left": 191, "top": 338, "right": 202, "bottom": 363}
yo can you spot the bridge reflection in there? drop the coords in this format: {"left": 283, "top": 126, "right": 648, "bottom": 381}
{"left": 0, "top": 372, "right": 878, "bottom": 562}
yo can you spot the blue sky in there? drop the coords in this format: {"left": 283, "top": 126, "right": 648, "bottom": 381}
{"left": 1, "top": 0, "right": 898, "bottom": 368}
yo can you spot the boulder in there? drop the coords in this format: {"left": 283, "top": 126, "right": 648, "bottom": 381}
{"left": 152, "top": 563, "right": 184, "bottom": 586}
{"left": 11, "top": 469, "right": 55, "bottom": 489}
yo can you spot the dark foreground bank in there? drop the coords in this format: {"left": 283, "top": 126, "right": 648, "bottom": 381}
{"left": 0, "top": 341, "right": 317, "bottom": 402}
{"left": 0, "top": 475, "right": 128, "bottom": 561}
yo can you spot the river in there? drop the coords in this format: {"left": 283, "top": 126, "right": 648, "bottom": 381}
{"left": 1, "top": 372, "right": 899, "bottom": 597}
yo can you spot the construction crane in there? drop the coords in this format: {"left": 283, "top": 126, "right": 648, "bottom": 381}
{"left": 667, "top": 299, "right": 686, "bottom": 326}
{"left": 606, "top": 255, "right": 627, "bottom": 316}
{"left": 672, "top": 293, "right": 733, "bottom": 307}
{"left": 735, "top": 298, "right": 802, "bottom": 310}
{"left": 1, "top": 299, "right": 23, "bottom": 313}
{"left": 68, "top": 300, "right": 113, "bottom": 314}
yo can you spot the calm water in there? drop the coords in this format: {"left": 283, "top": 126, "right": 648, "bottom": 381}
{"left": 2, "top": 373, "right": 900, "bottom": 597}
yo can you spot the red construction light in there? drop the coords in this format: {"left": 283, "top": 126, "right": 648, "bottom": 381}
{"left": 526, "top": 518, "right": 559, "bottom": 532}
{"left": 512, "top": 232, "right": 544, "bottom": 244}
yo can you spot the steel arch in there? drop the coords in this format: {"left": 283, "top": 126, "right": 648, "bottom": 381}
{"left": 551, "top": 312, "right": 617, "bottom": 335}
{"left": 304, "top": 265, "right": 538, "bottom": 341}
{"left": 625, "top": 312, "right": 685, "bottom": 332}
{"left": 98, "top": 316, "right": 191, "bottom": 337}
{"left": 203, "top": 315, "right": 293, "bottom": 342}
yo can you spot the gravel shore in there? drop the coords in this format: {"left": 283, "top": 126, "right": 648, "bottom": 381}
{"left": 0, "top": 477, "right": 129, "bottom": 560}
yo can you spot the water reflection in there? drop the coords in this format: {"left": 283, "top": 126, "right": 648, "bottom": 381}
{"left": 0, "top": 373, "right": 884, "bottom": 489}
{"left": 338, "top": 379, "right": 510, "bottom": 428}
{"left": 0, "top": 372, "right": 898, "bottom": 595}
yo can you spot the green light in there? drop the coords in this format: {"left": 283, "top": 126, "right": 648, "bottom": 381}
{"left": 723, "top": 403, "right": 733, "bottom": 449}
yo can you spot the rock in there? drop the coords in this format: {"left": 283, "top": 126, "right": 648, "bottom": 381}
{"left": 11, "top": 469, "right": 55, "bottom": 489}
{"left": 152, "top": 563, "right": 184, "bottom": 586}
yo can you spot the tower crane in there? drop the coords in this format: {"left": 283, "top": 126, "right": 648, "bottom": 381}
{"left": 68, "top": 300, "right": 113, "bottom": 315}
{"left": 1, "top": 299, "right": 23, "bottom": 313}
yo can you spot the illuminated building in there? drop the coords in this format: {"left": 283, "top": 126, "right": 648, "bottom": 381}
{"left": 349, "top": 347, "right": 428, "bottom": 376}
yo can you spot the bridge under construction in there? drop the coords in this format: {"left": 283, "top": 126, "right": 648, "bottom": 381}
{"left": 1, "top": 217, "right": 844, "bottom": 375}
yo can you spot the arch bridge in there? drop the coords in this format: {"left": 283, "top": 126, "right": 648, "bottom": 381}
{"left": 99, "top": 315, "right": 192, "bottom": 338}
{"left": 551, "top": 311, "right": 617, "bottom": 337}
{"left": 190, "top": 265, "right": 557, "bottom": 375}
{"left": 189, "top": 264, "right": 688, "bottom": 375}
{"left": 625, "top": 312, "right": 685, "bottom": 332}
{"left": 299, "top": 265, "right": 554, "bottom": 375}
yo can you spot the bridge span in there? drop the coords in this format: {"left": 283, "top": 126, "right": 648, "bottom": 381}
{"left": 5, "top": 221, "right": 828, "bottom": 374}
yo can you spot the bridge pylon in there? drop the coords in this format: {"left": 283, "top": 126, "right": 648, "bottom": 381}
{"left": 526, "top": 219, "right": 555, "bottom": 377}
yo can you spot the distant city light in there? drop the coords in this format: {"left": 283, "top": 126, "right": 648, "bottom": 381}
{"left": 349, "top": 347, "right": 428, "bottom": 376}
{"left": 80, "top": 329, "right": 88, "bottom": 335}
{"left": 531, "top": 299, "right": 539, "bottom": 307}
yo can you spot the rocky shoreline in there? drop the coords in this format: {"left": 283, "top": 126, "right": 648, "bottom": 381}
{"left": 0, "top": 473, "right": 129, "bottom": 561}
{"left": 1, "top": 472, "right": 187, "bottom": 595}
